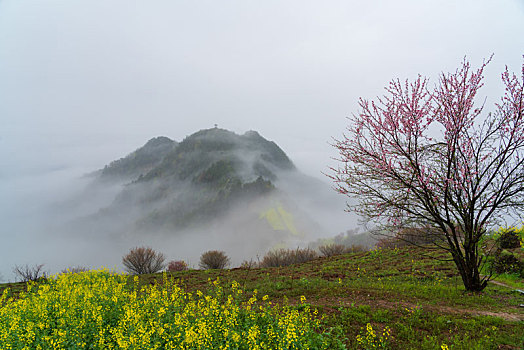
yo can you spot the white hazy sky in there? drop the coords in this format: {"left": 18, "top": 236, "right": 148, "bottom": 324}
{"left": 0, "top": 0, "right": 523, "bottom": 279}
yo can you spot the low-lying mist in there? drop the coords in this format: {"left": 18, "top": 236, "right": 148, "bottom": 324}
{"left": 0, "top": 134, "right": 358, "bottom": 282}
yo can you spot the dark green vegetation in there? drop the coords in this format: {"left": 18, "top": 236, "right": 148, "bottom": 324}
{"left": 140, "top": 128, "right": 294, "bottom": 183}
{"left": 2, "top": 246, "right": 522, "bottom": 349}
{"left": 488, "top": 228, "right": 524, "bottom": 278}
{"left": 98, "top": 136, "right": 178, "bottom": 182}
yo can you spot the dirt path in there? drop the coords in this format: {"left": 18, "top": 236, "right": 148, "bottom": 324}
{"left": 489, "top": 279, "right": 514, "bottom": 289}
{"left": 428, "top": 305, "right": 523, "bottom": 322}
{"left": 307, "top": 295, "right": 524, "bottom": 322}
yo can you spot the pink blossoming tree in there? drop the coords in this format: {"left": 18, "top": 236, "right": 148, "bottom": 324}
{"left": 331, "top": 57, "right": 524, "bottom": 291}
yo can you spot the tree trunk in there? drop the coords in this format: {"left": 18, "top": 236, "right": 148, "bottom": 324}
{"left": 451, "top": 247, "right": 487, "bottom": 292}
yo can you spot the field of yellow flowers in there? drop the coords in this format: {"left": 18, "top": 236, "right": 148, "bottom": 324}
{"left": 0, "top": 270, "right": 344, "bottom": 349}
{"left": 1, "top": 242, "right": 522, "bottom": 349}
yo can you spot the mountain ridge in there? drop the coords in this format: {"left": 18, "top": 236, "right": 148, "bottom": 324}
{"left": 98, "top": 136, "right": 177, "bottom": 182}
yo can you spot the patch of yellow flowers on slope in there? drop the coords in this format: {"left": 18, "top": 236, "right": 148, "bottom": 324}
{"left": 0, "top": 270, "right": 331, "bottom": 349}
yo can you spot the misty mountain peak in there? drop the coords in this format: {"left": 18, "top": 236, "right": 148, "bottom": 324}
{"left": 85, "top": 128, "right": 318, "bottom": 238}
{"left": 140, "top": 128, "right": 294, "bottom": 183}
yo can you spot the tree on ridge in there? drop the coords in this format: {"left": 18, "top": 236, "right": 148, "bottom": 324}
{"left": 331, "top": 56, "right": 524, "bottom": 291}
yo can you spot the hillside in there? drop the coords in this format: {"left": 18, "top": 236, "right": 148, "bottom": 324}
{"left": 154, "top": 246, "right": 524, "bottom": 349}
{"left": 1, "top": 246, "right": 522, "bottom": 349}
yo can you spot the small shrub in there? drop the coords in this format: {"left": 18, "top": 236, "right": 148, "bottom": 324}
{"left": 497, "top": 229, "right": 521, "bottom": 249}
{"left": 293, "top": 247, "right": 318, "bottom": 264}
{"left": 260, "top": 249, "right": 293, "bottom": 268}
{"left": 240, "top": 259, "right": 258, "bottom": 269}
{"left": 318, "top": 244, "right": 365, "bottom": 255}
{"left": 492, "top": 251, "right": 523, "bottom": 275}
{"left": 13, "top": 264, "right": 47, "bottom": 282}
{"left": 347, "top": 244, "right": 366, "bottom": 253}
{"left": 319, "top": 244, "right": 348, "bottom": 257}
{"left": 199, "top": 250, "right": 230, "bottom": 269}
{"left": 167, "top": 260, "right": 188, "bottom": 272}
{"left": 61, "top": 266, "right": 89, "bottom": 274}
{"left": 260, "top": 248, "right": 318, "bottom": 268}
{"left": 122, "top": 247, "right": 166, "bottom": 275}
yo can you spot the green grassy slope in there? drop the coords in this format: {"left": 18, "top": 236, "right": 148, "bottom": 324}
{"left": 2, "top": 246, "right": 522, "bottom": 349}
